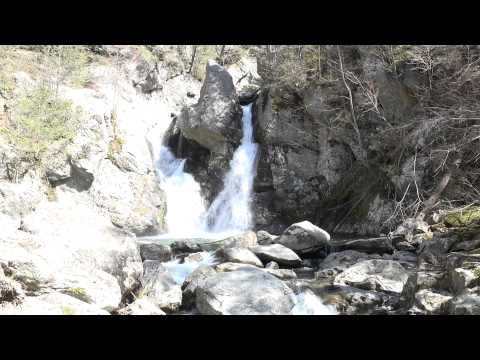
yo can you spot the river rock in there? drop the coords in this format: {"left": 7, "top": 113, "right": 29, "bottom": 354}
{"left": 265, "top": 261, "right": 279, "bottom": 269}
{"left": 250, "top": 244, "right": 302, "bottom": 267}
{"left": 182, "top": 265, "right": 217, "bottom": 309}
{"left": 140, "top": 261, "right": 182, "bottom": 312}
{"left": 215, "top": 262, "right": 296, "bottom": 280}
{"left": 316, "top": 250, "right": 384, "bottom": 280}
{"left": 276, "top": 221, "right": 330, "bottom": 256}
{"left": 447, "top": 291, "right": 480, "bottom": 315}
{"left": 220, "top": 247, "right": 263, "bottom": 267}
{"left": 334, "top": 259, "right": 413, "bottom": 296}
{"left": 196, "top": 267, "right": 296, "bottom": 315}
{"left": 414, "top": 289, "right": 452, "bottom": 314}
{"left": 256, "top": 230, "right": 278, "bottom": 245}
{"left": 138, "top": 242, "right": 172, "bottom": 262}
{"left": 198, "top": 231, "right": 257, "bottom": 251}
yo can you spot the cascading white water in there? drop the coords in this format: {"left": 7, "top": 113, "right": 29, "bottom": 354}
{"left": 154, "top": 146, "right": 207, "bottom": 238}
{"left": 205, "top": 103, "right": 258, "bottom": 233}
{"left": 154, "top": 103, "right": 257, "bottom": 238}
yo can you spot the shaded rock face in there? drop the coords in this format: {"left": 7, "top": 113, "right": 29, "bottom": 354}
{"left": 195, "top": 267, "right": 295, "bottom": 315}
{"left": 250, "top": 47, "right": 426, "bottom": 236}
{"left": 251, "top": 86, "right": 357, "bottom": 232}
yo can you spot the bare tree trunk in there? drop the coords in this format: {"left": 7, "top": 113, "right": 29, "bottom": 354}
{"left": 417, "top": 154, "right": 462, "bottom": 220}
{"left": 188, "top": 45, "right": 198, "bottom": 74}
{"left": 219, "top": 45, "right": 226, "bottom": 65}
{"left": 337, "top": 45, "right": 364, "bottom": 156}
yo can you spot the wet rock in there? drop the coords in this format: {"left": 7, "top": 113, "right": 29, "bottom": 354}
{"left": 276, "top": 221, "right": 330, "bottom": 256}
{"left": 182, "top": 265, "right": 217, "bottom": 309}
{"left": 138, "top": 242, "right": 172, "bottom": 262}
{"left": 293, "top": 267, "right": 316, "bottom": 279}
{"left": 196, "top": 267, "right": 295, "bottom": 315}
{"left": 447, "top": 291, "right": 480, "bottom": 315}
{"left": 140, "top": 261, "right": 182, "bottom": 312}
{"left": 250, "top": 244, "right": 302, "bottom": 267}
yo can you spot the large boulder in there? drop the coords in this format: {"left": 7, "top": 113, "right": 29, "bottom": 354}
{"left": 0, "top": 292, "right": 110, "bottom": 315}
{"left": 176, "top": 60, "right": 242, "bottom": 155}
{"left": 195, "top": 267, "right": 296, "bottom": 315}
{"left": 250, "top": 244, "right": 302, "bottom": 267}
{"left": 276, "top": 221, "right": 330, "bottom": 256}
{"left": 334, "top": 259, "right": 415, "bottom": 298}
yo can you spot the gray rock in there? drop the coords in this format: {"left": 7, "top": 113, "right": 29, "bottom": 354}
{"left": 139, "top": 242, "right": 172, "bottom": 262}
{"left": 220, "top": 247, "right": 263, "bottom": 267}
{"left": 198, "top": 231, "right": 257, "bottom": 251}
{"left": 177, "top": 60, "right": 242, "bottom": 154}
{"left": 250, "top": 244, "right": 302, "bottom": 267}
{"left": 117, "top": 298, "right": 166, "bottom": 315}
{"left": 276, "top": 221, "right": 330, "bottom": 256}
{"left": 196, "top": 267, "right": 296, "bottom": 315}
{"left": 334, "top": 259, "right": 413, "bottom": 296}
{"left": 316, "top": 250, "right": 385, "bottom": 280}
{"left": 182, "top": 265, "right": 217, "bottom": 309}
{"left": 414, "top": 289, "right": 452, "bottom": 315}
{"left": 330, "top": 236, "right": 395, "bottom": 254}
{"left": 215, "top": 262, "right": 296, "bottom": 281}
{"left": 293, "top": 267, "right": 316, "bottom": 279}
{"left": 140, "top": 261, "right": 182, "bottom": 312}
{"left": 256, "top": 230, "right": 278, "bottom": 245}
{"left": 448, "top": 291, "right": 480, "bottom": 315}
{"left": 450, "top": 268, "right": 477, "bottom": 295}
{"left": 265, "top": 261, "right": 279, "bottom": 269}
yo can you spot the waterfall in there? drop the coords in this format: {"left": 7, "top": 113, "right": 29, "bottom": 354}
{"left": 205, "top": 103, "right": 258, "bottom": 232}
{"left": 154, "top": 147, "right": 207, "bottom": 238}
{"left": 154, "top": 103, "right": 257, "bottom": 238}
